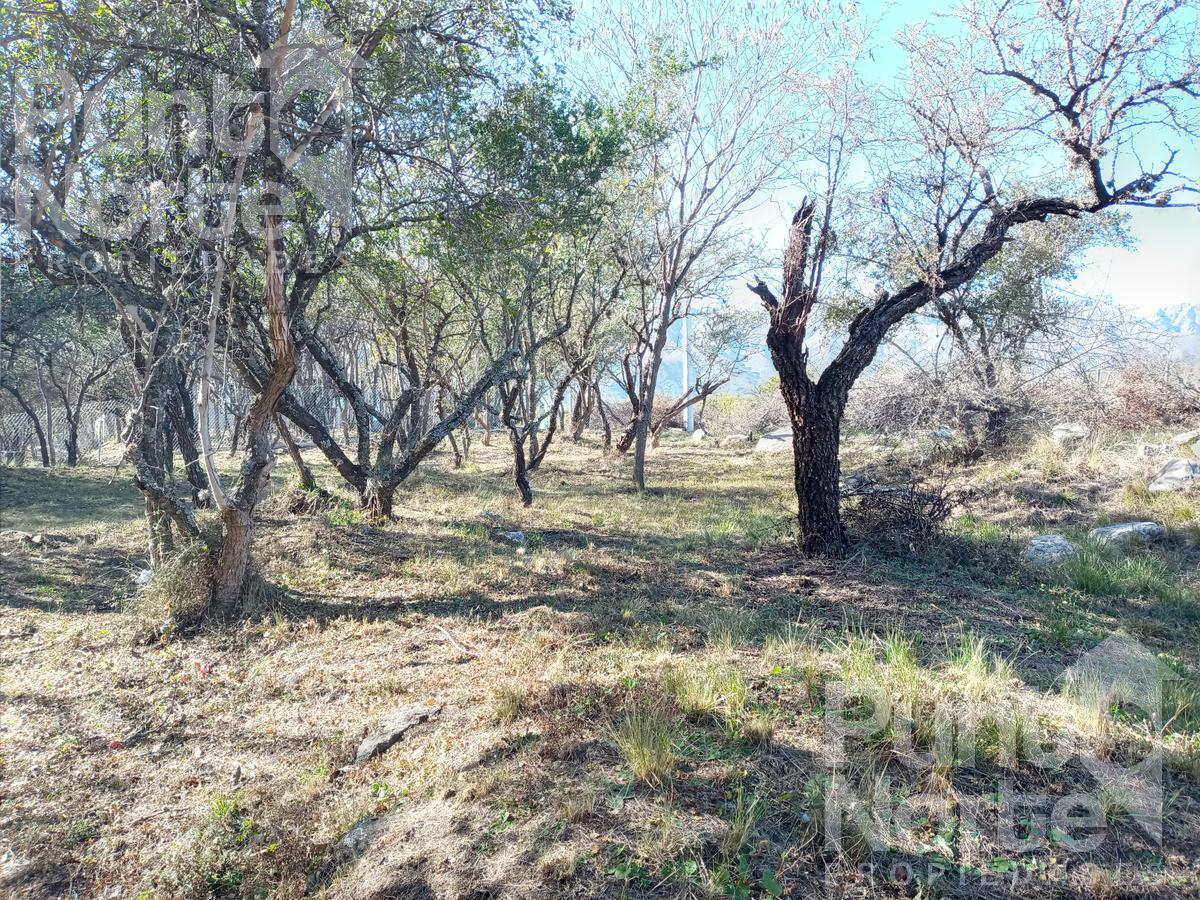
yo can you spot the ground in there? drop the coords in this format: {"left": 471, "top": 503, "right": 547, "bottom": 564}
{"left": 1, "top": 432, "right": 1198, "bottom": 899}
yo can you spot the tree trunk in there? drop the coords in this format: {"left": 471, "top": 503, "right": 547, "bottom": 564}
{"left": 39, "top": 370, "right": 56, "bottom": 466}
{"left": 512, "top": 435, "right": 533, "bottom": 506}
{"left": 275, "top": 413, "right": 316, "bottom": 491}
{"left": 571, "top": 382, "right": 592, "bottom": 442}
{"left": 615, "top": 420, "right": 637, "bottom": 454}
{"left": 596, "top": 387, "right": 613, "bottom": 452}
{"left": 210, "top": 505, "right": 253, "bottom": 609}
{"left": 360, "top": 477, "right": 395, "bottom": 521}
{"left": 6, "top": 388, "right": 50, "bottom": 467}
{"left": 65, "top": 410, "right": 79, "bottom": 466}
{"left": 631, "top": 291, "right": 675, "bottom": 490}
{"left": 787, "top": 388, "right": 849, "bottom": 556}
{"left": 229, "top": 413, "right": 243, "bottom": 456}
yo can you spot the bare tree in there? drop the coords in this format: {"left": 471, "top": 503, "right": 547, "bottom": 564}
{"left": 751, "top": 0, "right": 1198, "bottom": 555}
{"left": 586, "top": 0, "right": 829, "bottom": 490}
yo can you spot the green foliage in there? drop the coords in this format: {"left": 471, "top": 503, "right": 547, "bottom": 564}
{"left": 1059, "top": 545, "right": 1193, "bottom": 608}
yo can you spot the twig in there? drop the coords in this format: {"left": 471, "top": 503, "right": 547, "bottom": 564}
{"left": 431, "top": 623, "right": 480, "bottom": 657}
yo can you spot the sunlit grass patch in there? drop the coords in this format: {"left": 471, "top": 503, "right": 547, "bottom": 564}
{"left": 1121, "top": 480, "right": 1200, "bottom": 534}
{"left": 612, "top": 703, "right": 678, "bottom": 789}
{"left": 669, "top": 664, "right": 748, "bottom": 723}
{"left": 1059, "top": 543, "right": 1193, "bottom": 608}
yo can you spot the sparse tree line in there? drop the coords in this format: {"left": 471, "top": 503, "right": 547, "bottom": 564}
{"left": 0, "top": 0, "right": 1194, "bottom": 615}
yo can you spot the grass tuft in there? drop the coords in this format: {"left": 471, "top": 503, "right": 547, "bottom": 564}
{"left": 612, "top": 703, "right": 677, "bottom": 789}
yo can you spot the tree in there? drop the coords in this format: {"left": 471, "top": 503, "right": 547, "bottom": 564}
{"left": 276, "top": 244, "right": 517, "bottom": 520}
{"left": 1, "top": 0, "right": 547, "bottom": 611}
{"left": 444, "top": 80, "right": 629, "bottom": 504}
{"left": 750, "top": 0, "right": 1198, "bottom": 555}
{"left": 892, "top": 214, "right": 1131, "bottom": 450}
{"left": 584, "top": 0, "right": 829, "bottom": 490}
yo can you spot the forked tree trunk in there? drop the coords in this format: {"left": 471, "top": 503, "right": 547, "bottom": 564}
{"left": 6, "top": 388, "right": 51, "bottom": 467}
{"left": 208, "top": 10, "right": 298, "bottom": 617}
{"left": 755, "top": 200, "right": 851, "bottom": 556}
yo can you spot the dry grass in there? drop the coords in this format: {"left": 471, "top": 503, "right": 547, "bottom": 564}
{"left": 1, "top": 432, "right": 1199, "bottom": 898}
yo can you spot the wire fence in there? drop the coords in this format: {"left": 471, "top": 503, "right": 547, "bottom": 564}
{"left": 0, "top": 380, "right": 395, "bottom": 468}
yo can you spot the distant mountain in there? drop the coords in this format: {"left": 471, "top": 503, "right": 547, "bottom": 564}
{"left": 1151, "top": 304, "right": 1200, "bottom": 336}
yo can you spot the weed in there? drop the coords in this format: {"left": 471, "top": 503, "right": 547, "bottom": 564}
{"left": 669, "top": 664, "right": 748, "bottom": 723}
{"left": 493, "top": 686, "right": 526, "bottom": 724}
{"left": 946, "top": 633, "right": 1013, "bottom": 702}
{"left": 719, "top": 787, "right": 759, "bottom": 862}
{"left": 538, "top": 846, "right": 579, "bottom": 881}
{"left": 558, "top": 787, "right": 598, "bottom": 824}
{"left": 612, "top": 703, "right": 677, "bottom": 789}
{"left": 125, "top": 539, "right": 212, "bottom": 639}
{"left": 1060, "top": 545, "right": 1191, "bottom": 607}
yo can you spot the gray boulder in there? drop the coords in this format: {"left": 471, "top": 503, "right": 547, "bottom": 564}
{"left": 1148, "top": 458, "right": 1200, "bottom": 493}
{"left": 1022, "top": 534, "right": 1077, "bottom": 566}
{"left": 354, "top": 705, "right": 441, "bottom": 764}
{"left": 1171, "top": 428, "right": 1200, "bottom": 446}
{"left": 1051, "top": 423, "right": 1090, "bottom": 445}
{"left": 754, "top": 427, "right": 792, "bottom": 453}
{"left": 1088, "top": 521, "right": 1166, "bottom": 549}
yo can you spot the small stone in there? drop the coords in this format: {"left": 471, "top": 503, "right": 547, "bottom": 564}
{"left": 339, "top": 817, "right": 380, "bottom": 856}
{"left": 1022, "top": 534, "right": 1076, "bottom": 566}
{"left": 930, "top": 426, "right": 955, "bottom": 442}
{"left": 134, "top": 568, "right": 153, "bottom": 587}
{"left": 1088, "top": 521, "right": 1166, "bottom": 549}
{"left": 690, "top": 428, "right": 706, "bottom": 444}
{"left": 1148, "top": 458, "right": 1200, "bottom": 493}
{"left": 1051, "top": 423, "right": 1089, "bottom": 445}
{"left": 500, "top": 531, "right": 526, "bottom": 544}
{"left": 354, "top": 704, "right": 441, "bottom": 764}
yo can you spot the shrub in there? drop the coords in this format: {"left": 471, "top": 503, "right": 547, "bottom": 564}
{"left": 843, "top": 479, "right": 955, "bottom": 544}
{"left": 125, "top": 539, "right": 212, "bottom": 640}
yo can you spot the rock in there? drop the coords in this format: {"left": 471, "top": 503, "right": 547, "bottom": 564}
{"left": 1051, "top": 422, "right": 1090, "bottom": 445}
{"left": 340, "top": 816, "right": 381, "bottom": 856}
{"left": 134, "top": 568, "right": 153, "bottom": 587}
{"left": 1088, "top": 521, "right": 1166, "bottom": 549}
{"left": 1140, "top": 442, "right": 1172, "bottom": 458}
{"left": 1022, "top": 534, "right": 1077, "bottom": 566}
{"left": 842, "top": 473, "right": 870, "bottom": 494}
{"left": 690, "top": 428, "right": 706, "bottom": 444}
{"left": 1148, "top": 458, "right": 1200, "bottom": 493}
{"left": 354, "top": 705, "right": 441, "bottom": 764}
{"left": 929, "top": 426, "right": 955, "bottom": 442}
{"left": 753, "top": 427, "right": 792, "bottom": 453}
{"left": 1171, "top": 429, "right": 1200, "bottom": 446}
{"left": 500, "top": 531, "right": 526, "bottom": 544}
